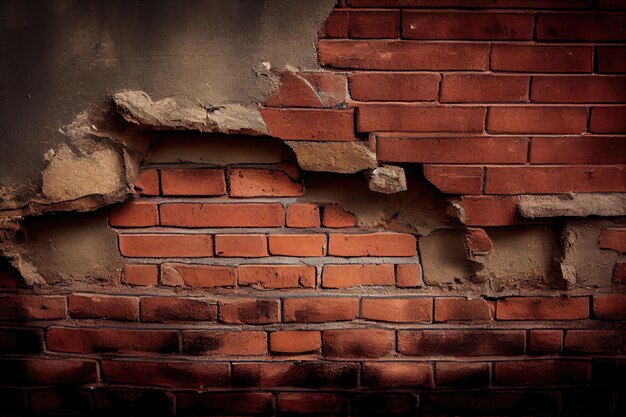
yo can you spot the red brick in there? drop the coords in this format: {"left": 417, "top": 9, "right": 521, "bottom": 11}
{"left": 589, "top": 106, "right": 626, "bottom": 133}
{"left": 69, "top": 294, "right": 139, "bottom": 321}
{"left": 358, "top": 104, "right": 486, "bottom": 133}
{"left": 0, "top": 358, "right": 97, "bottom": 386}
{"left": 30, "top": 390, "right": 91, "bottom": 415}
{"left": 536, "top": 13, "right": 626, "bottom": 41}
{"left": 403, "top": 11, "right": 534, "bottom": 40}
{"left": 0, "top": 328, "right": 43, "bottom": 354}
{"left": 141, "top": 297, "right": 217, "bottom": 322}
{"left": 530, "top": 137, "right": 626, "bottom": 164}
{"left": 598, "top": 0, "right": 626, "bottom": 8}
{"left": 464, "top": 228, "right": 493, "bottom": 257}
{"left": 328, "top": 232, "right": 416, "bottom": 256}
{"left": 118, "top": 234, "right": 213, "bottom": 257}
{"left": 322, "top": 203, "right": 357, "bottom": 228}
{"left": 265, "top": 71, "right": 347, "bottom": 108}
{"left": 491, "top": 44, "right": 593, "bottom": 73}
{"left": 434, "top": 297, "right": 494, "bottom": 322}
{"left": 160, "top": 263, "right": 236, "bottom": 288}
{"left": 261, "top": 108, "right": 356, "bottom": 141}
{"left": 496, "top": 297, "right": 589, "bottom": 320}
{"left": 531, "top": 76, "right": 626, "bottom": 103}
{"left": 233, "top": 362, "right": 358, "bottom": 388}
{"left": 322, "top": 9, "right": 349, "bottom": 38}
{"left": 424, "top": 165, "right": 484, "bottom": 194}
{"left": 398, "top": 330, "right": 525, "bottom": 356}
{"left": 219, "top": 298, "right": 280, "bottom": 324}
{"left": 361, "top": 297, "right": 432, "bottom": 323}
{"left": 109, "top": 201, "right": 158, "bottom": 227}
{"left": 283, "top": 297, "right": 358, "bottom": 323}
{"left": 183, "top": 330, "right": 267, "bottom": 355}
{"left": 349, "top": 10, "right": 400, "bottom": 38}
{"left": 594, "top": 294, "right": 626, "bottom": 320}
{"left": 134, "top": 169, "right": 159, "bottom": 195}
{"left": 268, "top": 234, "right": 326, "bottom": 256}
{"left": 286, "top": 203, "right": 320, "bottom": 228}
{"left": 485, "top": 165, "right": 626, "bottom": 194}
{"left": 319, "top": 40, "right": 489, "bottom": 70}
{"left": 102, "top": 360, "right": 229, "bottom": 389}
{"left": 238, "top": 265, "right": 316, "bottom": 289}
{"left": 494, "top": 360, "right": 591, "bottom": 386}
{"left": 160, "top": 168, "right": 226, "bottom": 196}
{"left": 565, "top": 330, "right": 623, "bottom": 353}
{"left": 349, "top": 72, "right": 439, "bottom": 101}
{"left": 160, "top": 202, "right": 284, "bottom": 227}
{"left": 487, "top": 106, "right": 588, "bottom": 134}
{"left": 323, "top": 329, "right": 395, "bottom": 357}
{"left": 278, "top": 393, "right": 346, "bottom": 414}
{"left": 322, "top": 264, "right": 395, "bottom": 288}
{"left": 613, "top": 262, "right": 626, "bottom": 284}
{"left": 176, "top": 392, "right": 272, "bottom": 415}
{"left": 435, "top": 362, "right": 490, "bottom": 387}
{"left": 47, "top": 327, "right": 179, "bottom": 354}
{"left": 215, "top": 234, "right": 268, "bottom": 257}
{"left": 377, "top": 136, "right": 528, "bottom": 164}
{"left": 229, "top": 166, "right": 304, "bottom": 197}
{"left": 599, "top": 227, "right": 626, "bottom": 253}
{"left": 0, "top": 295, "right": 66, "bottom": 320}
{"left": 350, "top": 0, "right": 591, "bottom": 6}
{"left": 396, "top": 264, "right": 422, "bottom": 287}
{"left": 122, "top": 264, "right": 157, "bottom": 286}
{"left": 597, "top": 46, "right": 626, "bottom": 73}
{"left": 363, "top": 362, "right": 433, "bottom": 387}
{"left": 269, "top": 331, "right": 322, "bottom": 354}
{"left": 441, "top": 74, "right": 529, "bottom": 103}
{"left": 528, "top": 330, "right": 563, "bottom": 354}
{"left": 452, "top": 196, "right": 520, "bottom": 226}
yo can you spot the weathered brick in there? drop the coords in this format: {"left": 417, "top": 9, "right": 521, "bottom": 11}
{"left": 441, "top": 74, "right": 529, "bottom": 102}
{"left": 494, "top": 360, "right": 591, "bottom": 386}
{"left": 323, "top": 329, "right": 395, "bottom": 358}
{"left": 496, "top": 297, "right": 589, "bottom": 320}
{"left": 0, "top": 328, "right": 43, "bottom": 354}
{"left": 286, "top": 203, "right": 320, "bottom": 228}
{"left": 283, "top": 297, "right": 358, "bottom": 323}
{"left": 434, "top": 298, "right": 494, "bottom": 322}
{"left": 423, "top": 165, "right": 484, "bottom": 194}
{"left": 160, "top": 168, "right": 226, "bottom": 196}
{"left": 269, "top": 331, "right": 322, "bottom": 354}
{"left": 531, "top": 76, "right": 626, "bottom": 103}
{"left": 396, "top": 264, "right": 422, "bottom": 287}
{"left": 215, "top": 234, "right": 268, "bottom": 257}
{"left": 322, "top": 9, "right": 348, "bottom": 38}
{"left": 219, "top": 298, "right": 280, "bottom": 324}
{"left": 530, "top": 137, "right": 626, "bottom": 164}
{"left": 349, "top": 72, "right": 440, "bottom": 101}
{"left": 377, "top": 136, "right": 528, "bottom": 164}
{"left": 452, "top": 196, "right": 520, "bottom": 226}
{"left": 613, "top": 261, "right": 626, "bottom": 284}
{"left": 358, "top": 104, "right": 486, "bottom": 133}
{"left": 176, "top": 392, "right": 273, "bottom": 415}
{"left": 322, "top": 264, "right": 395, "bottom": 288}
{"left": 565, "top": 330, "right": 623, "bottom": 353}
{"left": 404, "top": 11, "right": 533, "bottom": 40}
{"left": 122, "top": 264, "right": 158, "bottom": 286}
{"left": 350, "top": 0, "right": 591, "bottom": 7}
{"left": 102, "top": 360, "right": 229, "bottom": 388}
{"left": 47, "top": 327, "right": 179, "bottom": 354}
{"left": 361, "top": 297, "right": 432, "bottom": 323}
{"left": 487, "top": 106, "right": 588, "bottom": 134}
{"left": 109, "top": 201, "right": 158, "bottom": 227}
{"left": 597, "top": 45, "right": 626, "bottom": 73}
{"left": 599, "top": 227, "right": 626, "bottom": 253}
{"left": 528, "top": 330, "right": 563, "bottom": 354}
{"left": 490, "top": 44, "right": 593, "bottom": 73}
{"left": 435, "top": 362, "right": 490, "bottom": 387}
{"left": 160, "top": 263, "right": 236, "bottom": 288}
{"left": 183, "top": 330, "right": 267, "bottom": 355}
{"left": 398, "top": 330, "right": 525, "bottom": 356}
{"left": 160, "top": 203, "right": 284, "bottom": 227}
{"left": 238, "top": 265, "right": 316, "bottom": 289}
{"left": 278, "top": 393, "right": 346, "bottom": 414}
{"left": 349, "top": 10, "right": 400, "bottom": 38}
{"left": 363, "top": 362, "right": 433, "bottom": 388}
{"left": 268, "top": 234, "right": 326, "bottom": 256}
{"left": 265, "top": 71, "right": 346, "bottom": 108}
{"left": 261, "top": 108, "right": 356, "bottom": 141}
{"left": 322, "top": 203, "right": 357, "bottom": 228}
{"left": 119, "top": 234, "right": 213, "bottom": 257}
{"left": 229, "top": 166, "right": 304, "bottom": 197}
{"left": 536, "top": 13, "right": 626, "bottom": 41}
{"left": 69, "top": 294, "right": 139, "bottom": 321}
{"left": 134, "top": 169, "right": 159, "bottom": 195}
{"left": 0, "top": 295, "right": 66, "bottom": 320}
{"left": 594, "top": 294, "right": 626, "bottom": 320}
{"left": 485, "top": 165, "right": 626, "bottom": 194}
{"left": 589, "top": 106, "right": 626, "bottom": 133}
{"left": 464, "top": 228, "right": 493, "bottom": 257}
{"left": 328, "top": 232, "right": 416, "bottom": 256}
{"left": 141, "top": 297, "right": 217, "bottom": 322}
{"left": 320, "top": 40, "right": 490, "bottom": 70}
{"left": 0, "top": 358, "right": 97, "bottom": 386}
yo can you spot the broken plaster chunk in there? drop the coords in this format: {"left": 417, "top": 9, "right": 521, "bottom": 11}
{"left": 367, "top": 165, "right": 407, "bottom": 194}
{"left": 518, "top": 193, "right": 626, "bottom": 219}
{"left": 287, "top": 141, "right": 377, "bottom": 174}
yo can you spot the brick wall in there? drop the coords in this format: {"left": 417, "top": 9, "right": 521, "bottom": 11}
{"left": 1, "top": 1, "right": 626, "bottom": 416}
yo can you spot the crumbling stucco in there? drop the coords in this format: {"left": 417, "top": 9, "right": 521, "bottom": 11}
{"left": 366, "top": 165, "right": 408, "bottom": 194}
{"left": 518, "top": 194, "right": 626, "bottom": 218}
{"left": 287, "top": 142, "right": 377, "bottom": 174}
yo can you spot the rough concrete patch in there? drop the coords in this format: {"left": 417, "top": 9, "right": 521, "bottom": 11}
{"left": 287, "top": 142, "right": 377, "bottom": 174}
{"left": 419, "top": 230, "right": 474, "bottom": 286}
{"left": 367, "top": 165, "right": 407, "bottom": 194}
{"left": 113, "top": 91, "right": 268, "bottom": 136}
{"left": 518, "top": 194, "right": 626, "bottom": 218}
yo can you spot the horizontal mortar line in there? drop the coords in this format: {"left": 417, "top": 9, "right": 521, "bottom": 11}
{"left": 114, "top": 227, "right": 396, "bottom": 234}
{"left": 121, "top": 257, "right": 420, "bottom": 265}
{"left": 320, "top": 39, "right": 626, "bottom": 45}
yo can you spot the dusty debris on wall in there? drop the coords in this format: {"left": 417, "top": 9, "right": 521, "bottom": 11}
{"left": 518, "top": 193, "right": 626, "bottom": 218}
{"left": 366, "top": 165, "right": 408, "bottom": 194}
